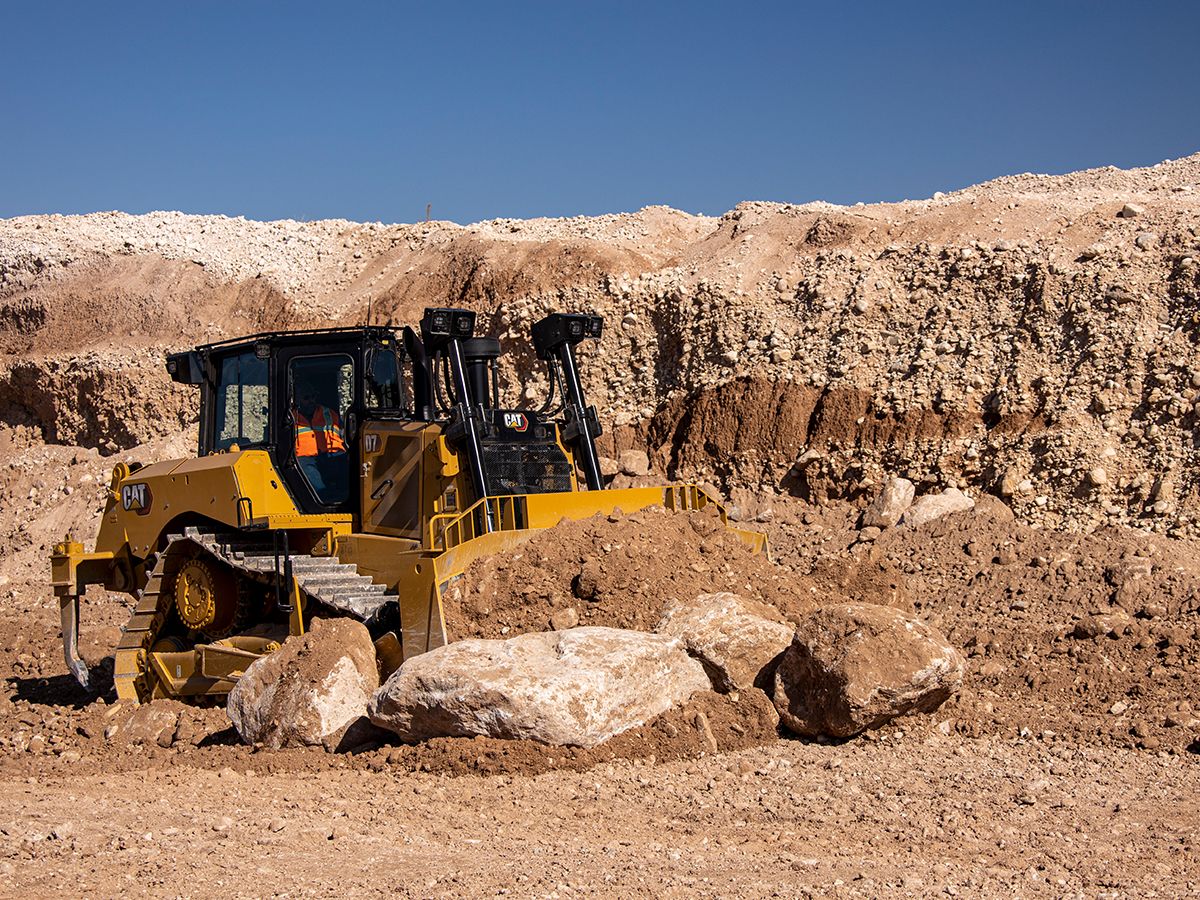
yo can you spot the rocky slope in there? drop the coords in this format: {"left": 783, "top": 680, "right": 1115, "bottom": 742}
{"left": 3, "top": 155, "right": 1199, "bottom": 545}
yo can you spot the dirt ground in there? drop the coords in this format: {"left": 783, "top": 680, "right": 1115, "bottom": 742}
{"left": 5, "top": 738, "right": 1198, "bottom": 898}
{"left": 2, "top": 492, "right": 1199, "bottom": 896}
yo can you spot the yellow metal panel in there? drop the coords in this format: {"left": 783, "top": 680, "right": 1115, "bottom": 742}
{"left": 101, "top": 450, "right": 301, "bottom": 558}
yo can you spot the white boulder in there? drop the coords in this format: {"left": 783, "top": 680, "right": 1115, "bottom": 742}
{"left": 657, "top": 592, "right": 793, "bottom": 692}
{"left": 227, "top": 619, "right": 380, "bottom": 751}
{"left": 368, "top": 626, "right": 709, "bottom": 748}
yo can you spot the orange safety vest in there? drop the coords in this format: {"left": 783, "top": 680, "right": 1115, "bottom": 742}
{"left": 294, "top": 406, "right": 346, "bottom": 456}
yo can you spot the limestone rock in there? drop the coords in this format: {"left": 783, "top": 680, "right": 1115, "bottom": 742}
{"left": 657, "top": 591, "right": 793, "bottom": 692}
{"left": 118, "top": 700, "right": 182, "bottom": 746}
{"left": 227, "top": 619, "right": 380, "bottom": 752}
{"left": 618, "top": 449, "right": 651, "bottom": 477}
{"left": 368, "top": 627, "right": 709, "bottom": 747}
{"left": 861, "top": 477, "right": 915, "bottom": 528}
{"left": 773, "top": 603, "right": 964, "bottom": 738}
{"left": 901, "top": 488, "right": 975, "bottom": 528}
{"left": 597, "top": 455, "right": 620, "bottom": 479}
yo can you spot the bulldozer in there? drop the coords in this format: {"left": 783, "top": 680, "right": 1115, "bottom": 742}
{"left": 51, "top": 307, "right": 767, "bottom": 703}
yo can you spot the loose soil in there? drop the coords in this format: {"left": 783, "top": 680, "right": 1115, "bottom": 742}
{"left": 441, "top": 506, "right": 817, "bottom": 641}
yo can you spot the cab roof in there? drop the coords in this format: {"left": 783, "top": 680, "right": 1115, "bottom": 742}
{"left": 195, "top": 325, "right": 400, "bottom": 355}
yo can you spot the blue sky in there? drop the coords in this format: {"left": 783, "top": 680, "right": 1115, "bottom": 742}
{"left": 2, "top": 1, "right": 1197, "bottom": 223}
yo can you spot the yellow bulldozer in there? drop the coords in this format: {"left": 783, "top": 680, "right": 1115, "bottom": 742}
{"left": 52, "top": 307, "right": 766, "bottom": 704}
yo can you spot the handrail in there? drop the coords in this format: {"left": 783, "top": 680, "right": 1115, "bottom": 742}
{"left": 427, "top": 495, "right": 526, "bottom": 551}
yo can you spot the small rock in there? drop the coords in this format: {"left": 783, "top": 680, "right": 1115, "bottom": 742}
{"left": 1073, "top": 612, "right": 1130, "bottom": 640}
{"left": 901, "top": 488, "right": 975, "bottom": 528}
{"left": 618, "top": 449, "right": 651, "bottom": 477}
{"left": 268, "top": 818, "right": 286, "bottom": 833}
{"left": 1134, "top": 232, "right": 1158, "bottom": 250}
{"left": 118, "top": 701, "right": 180, "bottom": 746}
{"left": 1117, "top": 203, "right": 1145, "bottom": 218}
{"left": 693, "top": 711, "right": 718, "bottom": 753}
{"left": 549, "top": 607, "right": 579, "bottom": 631}
{"left": 1088, "top": 466, "right": 1108, "bottom": 487}
{"left": 861, "top": 477, "right": 915, "bottom": 528}
{"left": 1109, "top": 701, "right": 1129, "bottom": 716}
{"left": 998, "top": 468, "right": 1023, "bottom": 497}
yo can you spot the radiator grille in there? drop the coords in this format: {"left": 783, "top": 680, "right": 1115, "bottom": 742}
{"left": 482, "top": 442, "right": 573, "bottom": 495}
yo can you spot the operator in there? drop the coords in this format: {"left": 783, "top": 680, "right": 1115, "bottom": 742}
{"left": 292, "top": 381, "right": 346, "bottom": 496}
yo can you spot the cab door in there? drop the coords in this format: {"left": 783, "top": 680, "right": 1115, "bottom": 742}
{"left": 276, "top": 348, "right": 357, "bottom": 514}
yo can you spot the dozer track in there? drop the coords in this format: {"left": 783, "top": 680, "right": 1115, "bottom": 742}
{"left": 113, "top": 527, "right": 393, "bottom": 702}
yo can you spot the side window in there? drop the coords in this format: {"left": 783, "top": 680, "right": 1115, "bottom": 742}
{"left": 289, "top": 354, "right": 354, "bottom": 506}
{"left": 214, "top": 352, "right": 269, "bottom": 450}
{"left": 365, "top": 347, "right": 406, "bottom": 411}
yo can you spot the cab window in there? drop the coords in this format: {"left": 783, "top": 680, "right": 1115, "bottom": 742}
{"left": 289, "top": 355, "right": 354, "bottom": 505}
{"left": 365, "top": 346, "right": 406, "bottom": 411}
{"left": 214, "top": 351, "right": 269, "bottom": 451}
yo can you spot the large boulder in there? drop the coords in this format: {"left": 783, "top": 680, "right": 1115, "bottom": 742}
{"left": 901, "top": 488, "right": 975, "bottom": 528}
{"left": 368, "top": 627, "right": 710, "bottom": 747}
{"left": 657, "top": 592, "right": 793, "bottom": 692}
{"left": 773, "top": 603, "right": 964, "bottom": 738}
{"left": 227, "top": 618, "right": 380, "bottom": 751}
{"left": 861, "top": 477, "right": 915, "bottom": 528}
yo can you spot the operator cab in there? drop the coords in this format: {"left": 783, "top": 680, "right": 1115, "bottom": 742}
{"left": 166, "top": 308, "right": 606, "bottom": 523}
{"left": 168, "top": 326, "right": 407, "bottom": 514}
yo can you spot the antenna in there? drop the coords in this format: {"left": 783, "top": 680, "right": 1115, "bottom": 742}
{"left": 366, "top": 294, "right": 373, "bottom": 327}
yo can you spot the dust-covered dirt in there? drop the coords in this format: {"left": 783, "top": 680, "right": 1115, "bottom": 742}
{"left": 3, "top": 154, "right": 1200, "bottom": 895}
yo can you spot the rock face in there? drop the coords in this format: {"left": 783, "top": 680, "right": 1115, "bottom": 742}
{"left": 227, "top": 619, "right": 380, "bottom": 751}
{"left": 773, "top": 603, "right": 964, "bottom": 738}
{"left": 368, "top": 627, "right": 710, "bottom": 747}
{"left": 861, "top": 477, "right": 916, "bottom": 528}
{"left": 902, "top": 488, "right": 975, "bottom": 528}
{"left": 657, "top": 592, "right": 793, "bottom": 692}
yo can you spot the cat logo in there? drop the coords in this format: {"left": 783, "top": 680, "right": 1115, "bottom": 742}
{"left": 363, "top": 433, "right": 381, "bottom": 454}
{"left": 503, "top": 412, "right": 529, "bottom": 432}
{"left": 121, "top": 483, "right": 153, "bottom": 516}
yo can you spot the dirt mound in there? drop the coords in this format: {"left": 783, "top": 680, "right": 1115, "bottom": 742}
{"left": 441, "top": 506, "right": 816, "bottom": 641}
{"left": 750, "top": 495, "right": 1200, "bottom": 752}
